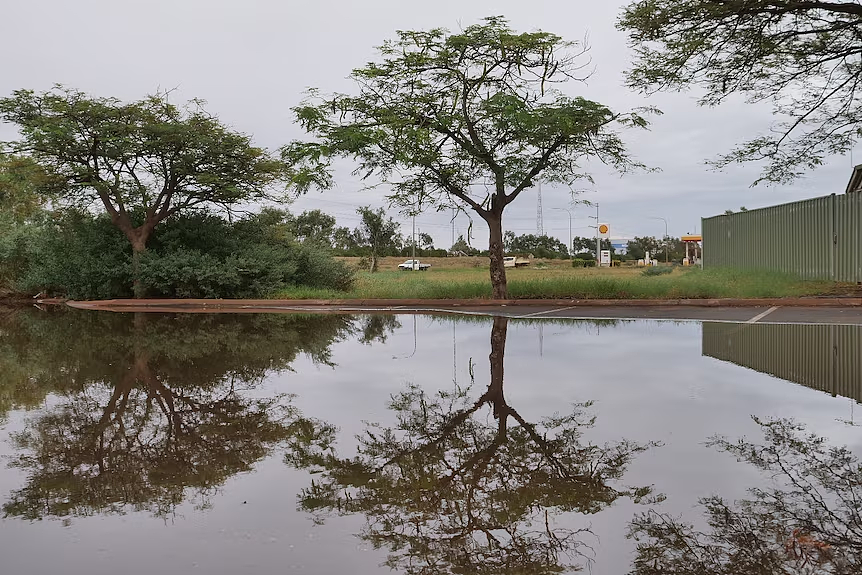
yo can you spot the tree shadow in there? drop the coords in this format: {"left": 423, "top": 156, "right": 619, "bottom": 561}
{"left": 289, "top": 315, "right": 662, "bottom": 574}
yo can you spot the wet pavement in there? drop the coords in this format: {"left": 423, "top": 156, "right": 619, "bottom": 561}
{"left": 1, "top": 307, "right": 860, "bottom": 574}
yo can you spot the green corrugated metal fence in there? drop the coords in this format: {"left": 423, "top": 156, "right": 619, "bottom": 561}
{"left": 702, "top": 193, "right": 862, "bottom": 281}
{"left": 702, "top": 322, "right": 862, "bottom": 403}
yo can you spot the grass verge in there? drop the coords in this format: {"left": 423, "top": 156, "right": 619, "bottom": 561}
{"left": 276, "top": 266, "right": 849, "bottom": 300}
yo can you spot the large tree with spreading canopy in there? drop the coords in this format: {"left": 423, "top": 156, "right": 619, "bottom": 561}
{"left": 0, "top": 87, "right": 285, "bottom": 297}
{"left": 618, "top": 0, "right": 862, "bottom": 185}
{"left": 283, "top": 17, "right": 655, "bottom": 298}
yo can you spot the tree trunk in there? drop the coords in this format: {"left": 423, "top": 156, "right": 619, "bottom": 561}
{"left": 131, "top": 244, "right": 146, "bottom": 299}
{"left": 486, "top": 213, "right": 508, "bottom": 299}
{"left": 126, "top": 226, "right": 153, "bottom": 299}
{"left": 113, "top": 212, "right": 157, "bottom": 299}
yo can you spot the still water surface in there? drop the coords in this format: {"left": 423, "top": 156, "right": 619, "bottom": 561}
{"left": 0, "top": 308, "right": 860, "bottom": 574}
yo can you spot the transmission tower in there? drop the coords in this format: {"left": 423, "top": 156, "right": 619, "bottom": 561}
{"left": 536, "top": 183, "right": 544, "bottom": 235}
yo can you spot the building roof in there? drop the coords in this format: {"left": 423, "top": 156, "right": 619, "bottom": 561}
{"left": 845, "top": 164, "right": 862, "bottom": 193}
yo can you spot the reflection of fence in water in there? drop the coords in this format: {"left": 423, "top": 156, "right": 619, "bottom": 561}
{"left": 702, "top": 322, "right": 862, "bottom": 403}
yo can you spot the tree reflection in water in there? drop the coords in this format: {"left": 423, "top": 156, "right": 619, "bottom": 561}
{"left": 629, "top": 417, "right": 862, "bottom": 575}
{"left": 290, "top": 316, "right": 661, "bottom": 574}
{"left": 0, "top": 309, "right": 396, "bottom": 520}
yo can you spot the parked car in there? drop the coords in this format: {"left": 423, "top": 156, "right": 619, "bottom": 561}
{"left": 503, "top": 256, "right": 530, "bottom": 268}
{"left": 398, "top": 259, "right": 431, "bottom": 271}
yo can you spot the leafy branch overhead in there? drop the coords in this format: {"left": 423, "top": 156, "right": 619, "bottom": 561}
{"left": 619, "top": 0, "right": 862, "bottom": 184}
{"left": 282, "top": 16, "right": 658, "bottom": 216}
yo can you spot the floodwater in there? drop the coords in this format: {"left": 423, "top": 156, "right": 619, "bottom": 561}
{"left": 1, "top": 308, "right": 860, "bottom": 575}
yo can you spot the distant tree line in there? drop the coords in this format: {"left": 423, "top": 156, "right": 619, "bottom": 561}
{"left": 290, "top": 206, "right": 450, "bottom": 268}
{"left": 500, "top": 232, "right": 696, "bottom": 263}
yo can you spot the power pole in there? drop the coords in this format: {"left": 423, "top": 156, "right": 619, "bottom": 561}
{"left": 650, "top": 217, "right": 669, "bottom": 264}
{"left": 411, "top": 212, "right": 416, "bottom": 269}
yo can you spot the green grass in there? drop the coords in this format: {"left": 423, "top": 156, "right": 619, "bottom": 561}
{"left": 276, "top": 266, "right": 846, "bottom": 300}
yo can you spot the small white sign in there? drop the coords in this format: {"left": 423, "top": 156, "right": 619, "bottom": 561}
{"left": 600, "top": 250, "right": 611, "bottom": 266}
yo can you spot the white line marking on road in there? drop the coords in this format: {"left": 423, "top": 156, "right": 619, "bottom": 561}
{"left": 518, "top": 305, "right": 581, "bottom": 318}
{"left": 746, "top": 306, "right": 780, "bottom": 324}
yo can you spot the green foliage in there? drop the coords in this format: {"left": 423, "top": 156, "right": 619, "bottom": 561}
{"left": 17, "top": 210, "right": 132, "bottom": 299}
{"left": 0, "top": 87, "right": 286, "bottom": 295}
{"left": 354, "top": 206, "right": 402, "bottom": 271}
{"left": 283, "top": 16, "right": 655, "bottom": 297}
{"left": 4, "top": 209, "right": 354, "bottom": 299}
{"left": 291, "top": 209, "right": 336, "bottom": 246}
{"left": 572, "top": 258, "right": 586, "bottom": 268}
{"left": 504, "top": 231, "right": 569, "bottom": 259}
{"left": 626, "top": 236, "right": 660, "bottom": 261}
{"left": 140, "top": 211, "right": 354, "bottom": 297}
{"left": 285, "top": 17, "right": 654, "bottom": 201}
{"left": 641, "top": 266, "right": 674, "bottom": 277}
{"left": 618, "top": 0, "right": 862, "bottom": 184}
{"left": 573, "top": 236, "right": 614, "bottom": 257}
{"left": 0, "top": 155, "right": 63, "bottom": 224}
{"left": 0, "top": 88, "right": 284, "bottom": 219}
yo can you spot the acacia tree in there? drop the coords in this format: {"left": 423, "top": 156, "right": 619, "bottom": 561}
{"left": 356, "top": 205, "right": 401, "bottom": 271}
{"left": 618, "top": 1, "right": 862, "bottom": 184}
{"left": 291, "top": 209, "right": 336, "bottom": 246}
{"left": 283, "top": 17, "right": 654, "bottom": 298}
{"left": 0, "top": 155, "right": 63, "bottom": 224}
{"left": 0, "top": 87, "right": 285, "bottom": 296}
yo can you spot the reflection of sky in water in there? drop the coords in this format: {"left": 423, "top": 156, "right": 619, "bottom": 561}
{"left": 1, "top": 313, "right": 860, "bottom": 575}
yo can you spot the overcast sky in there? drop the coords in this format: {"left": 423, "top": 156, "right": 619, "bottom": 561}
{"left": 1, "top": 0, "right": 855, "bottom": 247}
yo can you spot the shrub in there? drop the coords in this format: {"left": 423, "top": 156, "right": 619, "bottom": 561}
{"left": 641, "top": 266, "right": 673, "bottom": 277}
{"left": 7, "top": 210, "right": 354, "bottom": 299}
{"left": 572, "top": 258, "right": 586, "bottom": 268}
{"left": 17, "top": 211, "right": 132, "bottom": 299}
{"left": 583, "top": 259, "right": 596, "bottom": 268}
{"left": 290, "top": 246, "right": 355, "bottom": 292}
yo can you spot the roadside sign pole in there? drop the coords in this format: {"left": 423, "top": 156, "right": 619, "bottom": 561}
{"left": 595, "top": 203, "right": 600, "bottom": 265}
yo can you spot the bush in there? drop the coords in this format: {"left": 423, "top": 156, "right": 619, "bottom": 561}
{"left": 16, "top": 211, "right": 132, "bottom": 299}
{"left": 584, "top": 259, "right": 596, "bottom": 267}
{"left": 572, "top": 258, "right": 586, "bottom": 268}
{"left": 140, "top": 216, "right": 355, "bottom": 297}
{"left": 7, "top": 209, "right": 354, "bottom": 299}
{"left": 641, "top": 266, "right": 674, "bottom": 277}
{"left": 290, "top": 246, "right": 355, "bottom": 292}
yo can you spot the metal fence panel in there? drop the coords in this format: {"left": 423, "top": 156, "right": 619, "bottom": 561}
{"left": 836, "top": 193, "right": 862, "bottom": 282}
{"left": 702, "top": 193, "right": 862, "bottom": 281}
